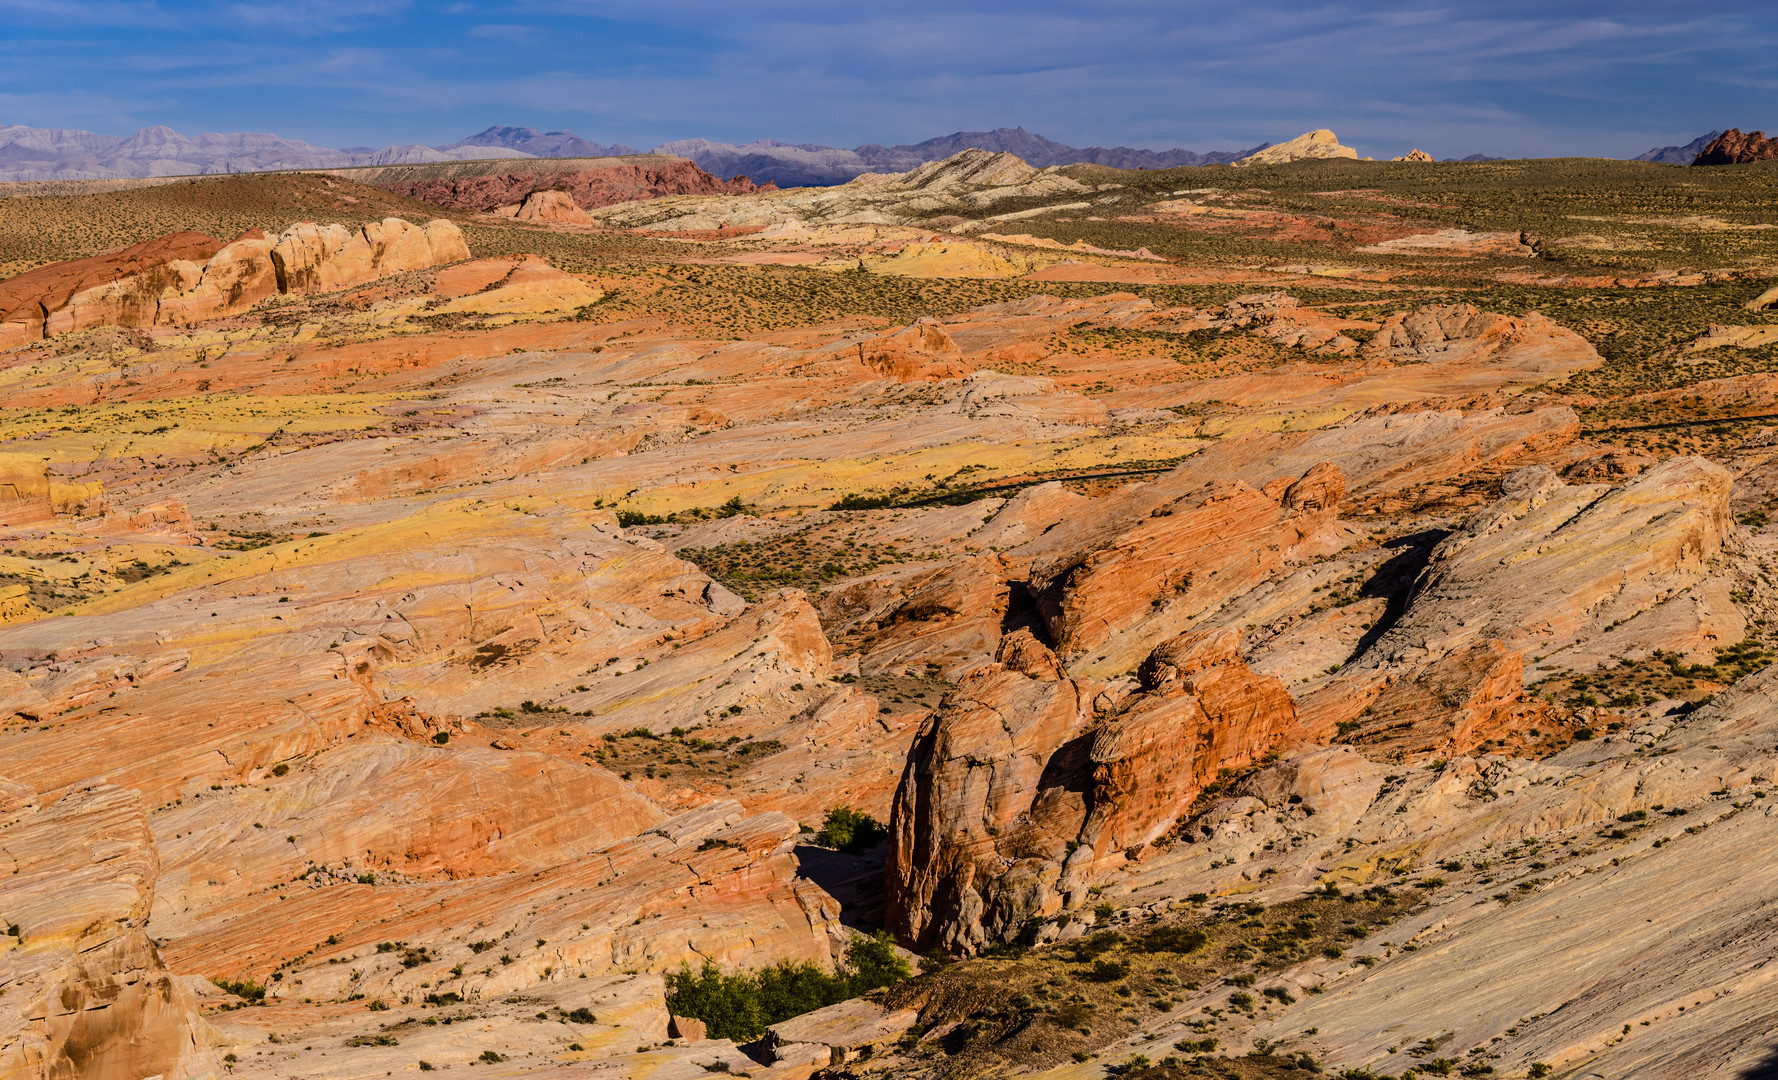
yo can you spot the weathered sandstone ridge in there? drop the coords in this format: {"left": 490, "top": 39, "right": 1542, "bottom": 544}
{"left": 360, "top": 157, "right": 772, "bottom": 212}
{"left": 880, "top": 415, "right": 1743, "bottom": 954}
{"left": 0, "top": 217, "right": 468, "bottom": 346}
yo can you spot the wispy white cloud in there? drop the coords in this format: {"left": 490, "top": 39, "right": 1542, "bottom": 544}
{"left": 0, "top": 0, "right": 1771, "bottom": 158}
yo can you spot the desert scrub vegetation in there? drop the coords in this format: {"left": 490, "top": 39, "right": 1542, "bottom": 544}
{"left": 1530, "top": 640, "right": 1774, "bottom": 719}
{"left": 590, "top": 726, "right": 785, "bottom": 783}
{"left": 665, "top": 931, "right": 911, "bottom": 1041}
{"left": 530, "top": 259, "right": 1118, "bottom": 336}
{"left": 862, "top": 886, "right": 1411, "bottom": 1076}
{"left": 679, "top": 530, "right": 930, "bottom": 600}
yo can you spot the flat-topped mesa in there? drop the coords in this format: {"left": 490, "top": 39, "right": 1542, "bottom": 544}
{"left": 0, "top": 217, "right": 471, "bottom": 344}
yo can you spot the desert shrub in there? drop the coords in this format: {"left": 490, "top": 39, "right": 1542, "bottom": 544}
{"left": 1138, "top": 925, "right": 1209, "bottom": 954}
{"left": 813, "top": 806, "right": 887, "bottom": 853}
{"left": 665, "top": 931, "right": 911, "bottom": 1042}
{"left": 212, "top": 977, "right": 265, "bottom": 1004}
{"left": 1065, "top": 930, "right": 1122, "bottom": 962}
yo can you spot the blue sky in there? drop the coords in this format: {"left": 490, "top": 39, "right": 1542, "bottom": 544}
{"left": 0, "top": 1, "right": 1773, "bottom": 158}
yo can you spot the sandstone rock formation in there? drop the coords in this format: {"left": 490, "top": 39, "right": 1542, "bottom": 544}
{"left": 0, "top": 781, "right": 218, "bottom": 1079}
{"left": 885, "top": 625, "right": 1306, "bottom": 953}
{"left": 364, "top": 159, "right": 771, "bottom": 212}
{"left": 506, "top": 188, "right": 593, "bottom": 224}
{"left": 1692, "top": 128, "right": 1778, "bottom": 165}
{"left": 1235, "top": 129, "right": 1360, "bottom": 166}
{"left": 1391, "top": 149, "right": 1435, "bottom": 162}
{"left": 0, "top": 217, "right": 470, "bottom": 345}
{"left": 0, "top": 232, "right": 224, "bottom": 345}
{"left": 1027, "top": 461, "right": 1347, "bottom": 677}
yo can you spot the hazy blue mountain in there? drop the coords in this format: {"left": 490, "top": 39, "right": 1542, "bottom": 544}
{"left": 1634, "top": 132, "right": 1723, "bottom": 165}
{"left": 461, "top": 124, "right": 1270, "bottom": 187}
{"left": 0, "top": 123, "right": 531, "bottom": 182}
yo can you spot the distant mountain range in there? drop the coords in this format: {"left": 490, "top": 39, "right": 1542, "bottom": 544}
{"left": 437, "top": 126, "right": 641, "bottom": 160}
{"left": 0, "top": 124, "right": 532, "bottom": 182}
{"left": 1634, "top": 132, "right": 1724, "bottom": 165}
{"left": 0, "top": 122, "right": 1734, "bottom": 187}
{"left": 0, "top": 122, "right": 1268, "bottom": 187}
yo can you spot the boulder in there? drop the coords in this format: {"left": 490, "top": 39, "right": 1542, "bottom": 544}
{"left": 763, "top": 997, "right": 920, "bottom": 1065}
{"left": 1392, "top": 149, "right": 1435, "bottom": 162}
{"left": 885, "top": 630, "right": 1095, "bottom": 952}
{"left": 1746, "top": 284, "right": 1778, "bottom": 311}
{"left": 668, "top": 1014, "right": 706, "bottom": 1041}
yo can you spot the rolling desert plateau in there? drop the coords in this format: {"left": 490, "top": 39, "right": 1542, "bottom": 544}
{"left": 2, "top": 133, "right": 1778, "bottom": 1080}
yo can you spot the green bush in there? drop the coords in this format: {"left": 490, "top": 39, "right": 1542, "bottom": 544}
{"left": 665, "top": 931, "right": 911, "bottom": 1042}
{"left": 212, "top": 976, "right": 266, "bottom": 1004}
{"left": 1138, "top": 925, "right": 1209, "bottom": 954}
{"left": 813, "top": 806, "right": 888, "bottom": 854}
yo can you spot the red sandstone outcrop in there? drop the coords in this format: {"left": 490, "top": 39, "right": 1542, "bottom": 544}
{"left": 886, "top": 627, "right": 1303, "bottom": 952}
{"left": 852, "top": 317, "right": 974, "bottom": 382}
{"left": 1692, "top": 128, "right": 1778, "bottom": 165}
{"left": 373, "top": 160, "right": 773, "bottom": 212}
{"left": 1027, "top": 462, "right": 1347, "bottom": 676}
{"left": 1067, "top": 629, "right": 1301, "bottom": 869}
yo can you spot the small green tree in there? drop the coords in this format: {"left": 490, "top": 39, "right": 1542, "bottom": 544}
{"left": 846, "top": 931, "right": 911, "bottom": 993}
{"left": 814, "top": 806, "right": 888, "bottom": 854}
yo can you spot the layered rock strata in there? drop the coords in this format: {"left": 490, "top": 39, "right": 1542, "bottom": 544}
{"left": 0, "top": 217, "right": 469, "bottom": 345}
